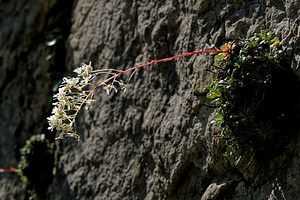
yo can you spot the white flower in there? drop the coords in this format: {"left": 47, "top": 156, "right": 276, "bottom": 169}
{"left": 74, "top": 67, "right": 83, "bottom": 75}
{"left": 78, "top": 62, "right": 93, "bottom": 74}
{"left": 47, "top": 115, "right": 58, "bottom": 131}
{"left": 119, "top": 81, "right": 126, "bottom": 92}
{"left": 114, "top": 80, "right": 126, "bottom": 92}
{"left": 104, "top": 84, "right": 117, "bottom": 95}
{"left": 51, "top": 106, "right": 64, "bottom": 118}
{"left": 68, "top": 133, "right": 80, "bottom": 141}
{"left": 85, "top": 99, "right": 95, "bottom": 110}
{"left": 55, "top": 132, "right": 80, "bottom": 142}
{"left": 74, "top": 62, "right": 94, "bottom": 84}
{"left": 54, "top": 87, "right": 67, "bottom": 101}
{"left": 74, "top": 62, "right": 92, "bottom": 79}
{"left": 75, "top": 85, "right": 83, "bottom": 91}
{"left": 59, "top": 123, "right": 73, "bottom": 133}
{"left": 47, "top": 112, "right": 64, "bottom": 131}
{"left": 55, "top": 132, "right": 65, "bottom": 140}
{"left": 63, "top": 77, "right": 79, "bottom": 87}
{"left": 85, "top": 61, "right": 93, "bottom": 72}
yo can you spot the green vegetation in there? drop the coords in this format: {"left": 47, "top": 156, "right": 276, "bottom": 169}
{"left": 207, "top": 31, "right": 295, "bottom": 161}
{"left": 18, "top": 134, "right": 54, "bottom": 200}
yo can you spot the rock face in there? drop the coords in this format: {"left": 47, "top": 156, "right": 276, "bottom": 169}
{"left": 0, "top": 0, "right": 299, "bottom": 200}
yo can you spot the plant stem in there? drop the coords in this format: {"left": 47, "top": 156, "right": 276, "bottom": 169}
{"left": 0, "top": 168, "right": 20, "bottom": 173}
{"left": 72, "top": 49, "right": 226, "bottom": 127}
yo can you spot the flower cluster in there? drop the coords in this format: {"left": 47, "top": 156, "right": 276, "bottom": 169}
{"left": 48, "top": 49, "right": 228, "bottom": 142}
{"left": 47, "top": 62, "right": 126, "bottom": 141}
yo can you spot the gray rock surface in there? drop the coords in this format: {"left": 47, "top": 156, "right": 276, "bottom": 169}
{"left": 0, "top": 0, "right": 299, "bottom": 200}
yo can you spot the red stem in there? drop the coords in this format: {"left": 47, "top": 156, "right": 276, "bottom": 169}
{"left": 94, "top": 50, "right": 224, "bottom": 91}
{"left": 0, "top": 168, "right": 20, "bottom": 173}
{"left": 77, "top": 49, "right": 226, "bottom": 112}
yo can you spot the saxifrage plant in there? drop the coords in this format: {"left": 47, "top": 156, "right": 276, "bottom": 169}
{"left": 207, "top": 30, "right": 295, "bottom": 161}
{"left": 47, "top": 30, "right": 295, "bottom": 163}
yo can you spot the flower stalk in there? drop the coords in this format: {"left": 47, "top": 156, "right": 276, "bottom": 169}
{"left": 48, "top": 49, "right": 228, "bottom": 141}
{"left": 0, "top": 168, "right": 20, "bottom": 173}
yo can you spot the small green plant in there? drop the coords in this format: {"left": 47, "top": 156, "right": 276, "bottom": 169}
{"left": 206, "top": 30, "right": 292, "bottom": 160}
{"left": 18, "top": 134, "right": 54, "bottom": 200}
{"left": 0, "top": 134, "right": 54, "bottom": 200}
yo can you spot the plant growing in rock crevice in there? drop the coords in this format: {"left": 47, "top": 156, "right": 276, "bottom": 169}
{"left": 0, "top": 136, "right": 55, "bottom": 200}
{"left": 18, "top": 134, "right": 54, "bottom": 200}
{"left": 47, "top": 30, "right": 298, "bottom": 164}
{"left": 207, "top": 30, "right": 298, "bottom": 161}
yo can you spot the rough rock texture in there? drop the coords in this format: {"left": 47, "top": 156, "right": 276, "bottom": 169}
{"left": 0, "top": 0, "right": 299, "bottom": 200}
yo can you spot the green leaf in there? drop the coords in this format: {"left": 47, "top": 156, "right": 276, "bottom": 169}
{"left": 234, "top": 155, "right": 241, "bottom": 165}
{"left": 266, "top": 31, "right": 272, "bottom": 40}
{"left": 46, "top": 53, "right": 55, "bottom": 61}
{"left": 261, "top": 30, "right": 266, "bottom": 38}
{"left": 213, "top": 63, "right": 220, "bottom": 68}
{"left": 271, "top": 37, "right": 279, "bottom": 43}
{"left": 215, "top": 54, "right": 225, "bottom": 59}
